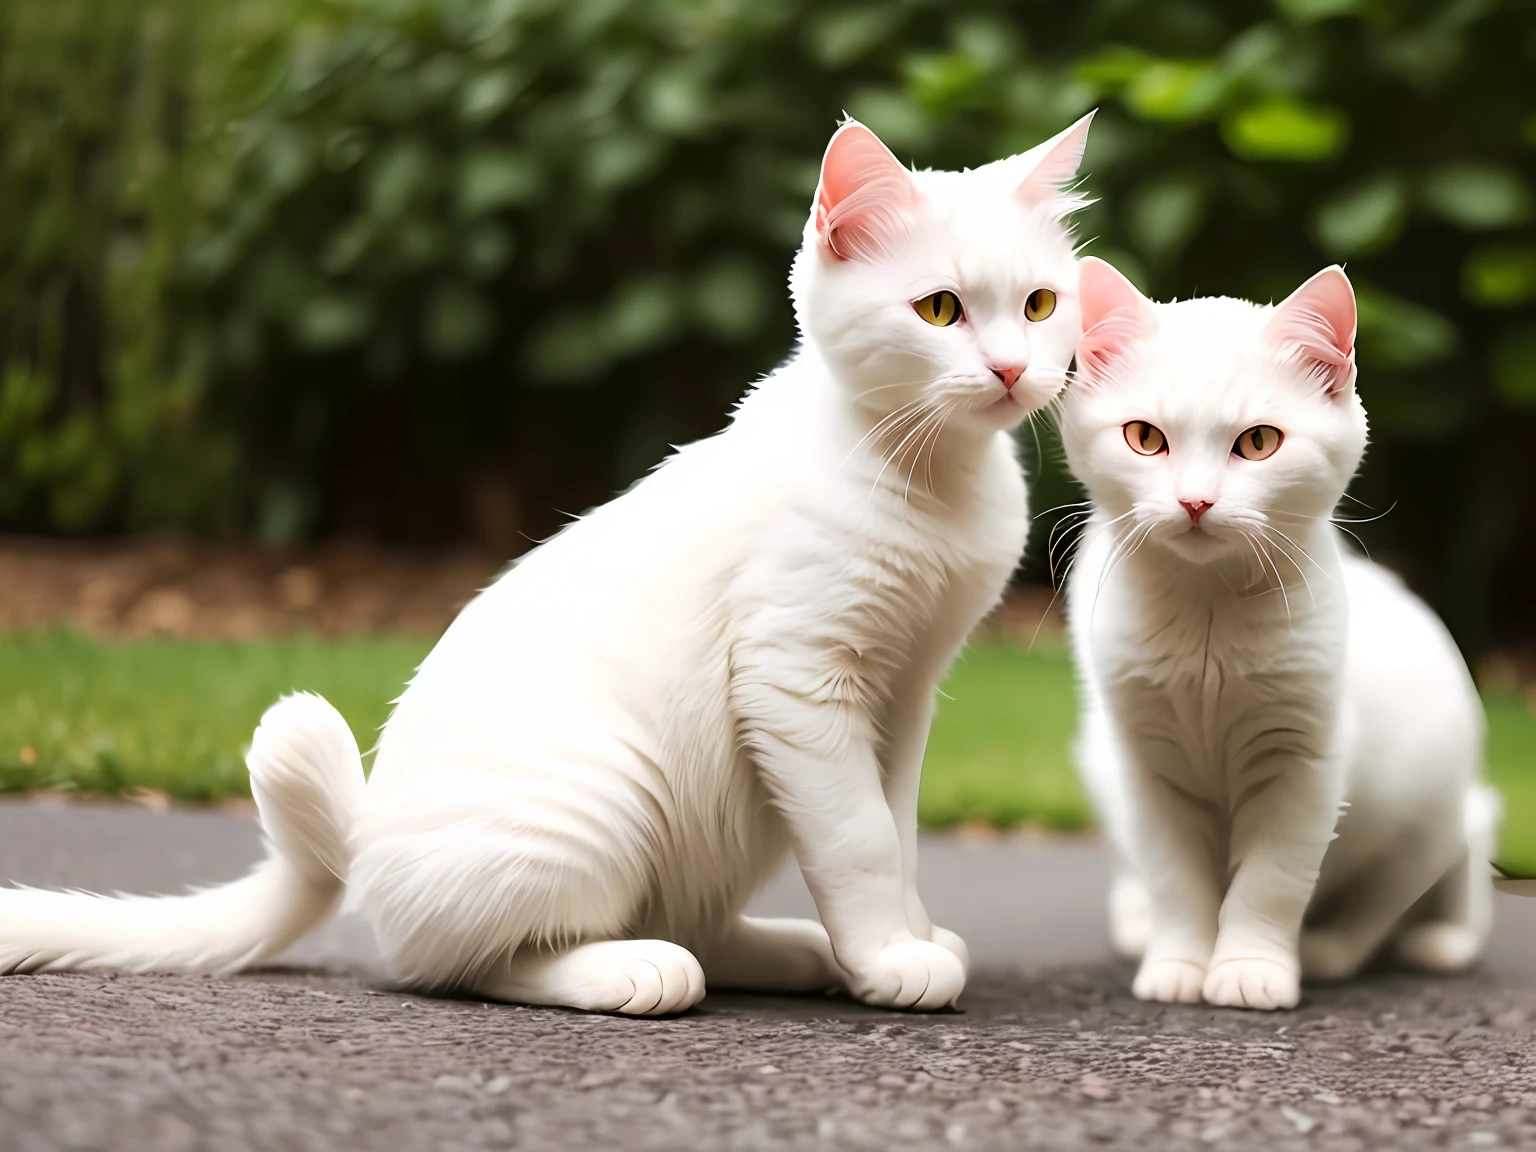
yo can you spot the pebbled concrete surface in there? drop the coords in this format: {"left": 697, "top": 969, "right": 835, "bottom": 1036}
{"left": 2, "top": 801, "right": 1536, "bottom": 1151}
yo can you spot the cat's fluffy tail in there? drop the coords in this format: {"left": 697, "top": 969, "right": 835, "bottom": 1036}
{"left": 0, "top": 693, "right": 364, "bottom": 975}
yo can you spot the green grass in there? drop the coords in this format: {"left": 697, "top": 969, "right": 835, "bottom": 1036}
{"left": 0, "top": 631, "right": 431, "bottom": 800}
{"left": 2, "top": 631, "right": 1534, "bottom": 871}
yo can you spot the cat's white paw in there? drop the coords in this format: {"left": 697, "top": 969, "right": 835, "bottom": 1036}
{"left": 1202, "top": 957, "right": 1299, "bottom": 1011}
{"left": 1300, "top": 929, "right": 1361, "bottom": 983}
{"left": 1131, "top": 958, "right": 1206, "bottom": 1004}
{"left": 850, "top": 940, "right": 966, "bottom": 1011}
{"left": 579, "top": 940, "right": 707, "bottom": 1016}
{"left": 929, "top": 925, "right": 970, "bottom": 975}
{"left": 1394, "top": 922, "right": 1483, "bottom": 974}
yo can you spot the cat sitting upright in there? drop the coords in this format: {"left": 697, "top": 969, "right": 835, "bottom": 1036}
{"left": 1058, "top": 256, "right": 1498, "bottom": 1010}
{"left": 0, "top": 113, "right": 1095, "bottom": 1014}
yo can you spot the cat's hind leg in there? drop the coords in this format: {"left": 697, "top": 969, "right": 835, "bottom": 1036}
{"left": 476, "top": 940, "right": 705, "bottom": 1016}
{"left": 1108, "top": 868, "right": 1152, "bottom": 961}
{"left": 350, "top": 786, "right": 707, "bottom": 1015}
{"left": 1392, "top": 785, "right": 1499, "bottom": 974}
{"left": 1300, "top": 832, "right": 1461, "bottom": 983}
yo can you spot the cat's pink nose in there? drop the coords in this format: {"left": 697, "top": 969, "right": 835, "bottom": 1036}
{"left": 991, "top": 366, "right": 1024, "bottom": 391}
{"left": 1179, "top": 499, "right": 1214, "bottom": 524}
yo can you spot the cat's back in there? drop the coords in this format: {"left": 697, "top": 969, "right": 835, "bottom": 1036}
{"left": 1342, "top": 552, "right": 1482, "bottom": 761}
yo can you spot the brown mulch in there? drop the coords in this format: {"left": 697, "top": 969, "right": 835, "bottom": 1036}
{"left": 0, "top": 535, "right": 503, "bottom": 641}
{"left": 0, "top": 534, "right": 1068, "bottom": 643}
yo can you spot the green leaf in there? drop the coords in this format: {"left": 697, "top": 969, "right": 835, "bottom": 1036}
{"left": 807, "top": 6, "right": 903, "bottom": 67}
{"left": 1275, "top": 0, "right": 1363, "bottom": 22}
{"left": 1075, "top": 46, "right": 1153, "bottom": 91}
{"left": 1492, "top": 324, "right": 1536, "bottom": 408}
{"left": 320, "top": 218, "right": 375, "bottom": 275}
{"left": 294, "top": 295, "right": 371, "bottom": 350}
{"left": 1360, "top": 374, "right": 1476, "bottom": 439}
{"left": 458, "top": 148, "right": 542, "bottom": 216}
{"left": 1355, "top": 285, "right": 1457, "bottom": 370}
{"left": 951, "top": 15, "right": 1023, "bottom": 71}
{"left": 460, "top": 67, "right": 526, "bottom": 125}
{"left": 1127, "top": 175, "right": 1205, "bottom": 260}
{"left": 422, "top": 283, "right": 493, "bottom": 361}
{"left": 585, "top": 133, "right": 663, "bottom": 193}
{"left": 1223, "top": 98, "right": 1349, "bottom": 161}
{"left": 1125, "top": 60, "right": 1229, "bottom": 123}
{"left": 1421, "top": 164, "right": 1534, "bottom": 231}
{"left": 692, "top": 258, "right": 771, "bottom": 341}
{"left": 366, "top": 139, "right": 433, "bottom": 220}
{"left": 1463, "top": 245, "right": 1536, "bottom": 307}
{"left": 640, "top": 63, "right": 714, "bottom": 137}
{"left": 1313, "top": 175, "right": 1407, "bottom": 256}
{"left": 461, "top": 224, "right": 515, "bottom": 279}
{"left": 905, "top": 52, "right": 990, "bottom": 116}
{"left": 524, "top": 311, "right": 610, "bottom": 384}
{"left": 605, "top": 278, "right": 680, "bottom": 356}
{"left": 847, "top": 88, "right": 929, "bottom": 150}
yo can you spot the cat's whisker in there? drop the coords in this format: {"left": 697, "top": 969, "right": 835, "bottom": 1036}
{"left": 904, "top": 401, "right": 958, "bottom": 507}
{"left": 852, "top": 402, "right": 932, "bottom": 487}
{"left": 1331, "top": 522, "right": 1372, "bottom": 558}
{"left": 1034, "top": 499, "right": 1094, "bottom": 521}
{"left": 917, "top": 400, "right": 962, "bottom": 502}
{"left": 872, "top": 404, "right": 942, "bottom": 502}
{"left": 1256, "top": 522, "right": 1334, "bottom": 585}
{"left": 1247, "top": 531, "right": 1295, "bottom": 628}
{"left": 1254, "top": 525, "right": 1320, "bottom": 612}
{"left": 840, "top": 398, "right": 930, "bottom": 472}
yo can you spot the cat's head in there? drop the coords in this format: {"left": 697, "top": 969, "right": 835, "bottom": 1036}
{"left": 790, "top": 114, "right": 1095, "bottom": 435}
{"left": 1059, "top": 257, "right": 1367, "bottom": 565}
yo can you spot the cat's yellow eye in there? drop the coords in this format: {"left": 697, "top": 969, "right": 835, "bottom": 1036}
{"left": 913, "top": 290, "right": 962, "bottom": 327}
{"left": 1123, "top": 421, "right": 1167, "bottom": 456}
{"left": 1234, "top": 425, "right": 1283, "bottom": 461}
{"left": 1025, "top": 288, "right": 1057, "bottom": 322}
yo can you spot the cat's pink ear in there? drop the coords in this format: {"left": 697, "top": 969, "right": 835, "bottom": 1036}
{"left": 1076, "top": 257, "right": 1157, "bottom": 380}
{"left": 1264, "top": 266, "right": 1357, "bottom": 395}
{"left": 1017, "top": 111, "right": 1096, "bottom": 209}
{"left": 815, "top": 120, "right": 918, "bottom": 261}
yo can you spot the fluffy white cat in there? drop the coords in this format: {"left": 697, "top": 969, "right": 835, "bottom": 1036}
{"left": 0, "top": 114, "right": 1095, "bottom": 1014}
{"left": 1059, "top": 256, "right": 1498, "bottom": 1010}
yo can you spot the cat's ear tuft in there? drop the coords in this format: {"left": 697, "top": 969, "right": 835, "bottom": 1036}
{"left": 1017, "top": 110, "right": 1096, "bottom": 209}
{"left": 814, "top": 120, "right": 918, "bottom": 261}
{"left": 1264, "top": 265, "right": 1357, "bottom": 395}
{"left": 1076, "top": 257, "right": 1157, "bottom": 381}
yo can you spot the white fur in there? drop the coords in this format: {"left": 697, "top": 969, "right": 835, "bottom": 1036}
{"left": 0, "top": 115, "right": 1094, "bottom": 1013}
{"left": 0, "top": 694, "right": 361, "bottom": 974}
{"left": 1060, "top": 261, "right": 1496, "bottom": 1010}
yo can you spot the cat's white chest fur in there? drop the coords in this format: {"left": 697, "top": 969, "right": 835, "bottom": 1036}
{"left": 1072, "top": 522, "right": 1345, "bottom": 807}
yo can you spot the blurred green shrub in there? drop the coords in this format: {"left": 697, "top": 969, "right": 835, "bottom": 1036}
{"left": 2, "top": 0, "right": 1535, "bottom": 650}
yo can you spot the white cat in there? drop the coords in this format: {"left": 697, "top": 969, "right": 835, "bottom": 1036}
{"left": 1059, "top": 256, "right": 1498, "bottom": 1011}
{"left": 0, "top": 114, "right": 1095, "bottom": 1014}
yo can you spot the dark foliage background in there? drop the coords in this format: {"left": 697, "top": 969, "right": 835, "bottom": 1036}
{"left": 3, "top": 0, "right": 1534, "bottom": 655}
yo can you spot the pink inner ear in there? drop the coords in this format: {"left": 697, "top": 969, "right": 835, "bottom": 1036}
{"left": 1264, "top": 266, "right": 1357, "bottom": 394}
{"left": 1017, "top": 111, "right": 1095, "bottom": 209}
{"left": 815, "top": 121, "right": 917, "bottom": 261}
{"left": 1076, "top": 257, "right": 1156, "bottom": 381}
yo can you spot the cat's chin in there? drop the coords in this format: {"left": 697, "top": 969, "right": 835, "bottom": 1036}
{"left": 1159, "top": 526, "right": 1240, "bottom": 564}
{"left": 966, "top": 394, "right": 1033, "bottom": 431}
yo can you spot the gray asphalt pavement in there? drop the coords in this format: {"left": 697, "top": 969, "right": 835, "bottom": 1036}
{"left": 3, "top": 800, "right": 1536, "bottom": 1150}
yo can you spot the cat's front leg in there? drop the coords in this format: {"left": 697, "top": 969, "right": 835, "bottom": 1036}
{"left": 1203, "top": 757, "right": 1341, "bottom": 1011}
{"left": 1124, "top": 759, "right": 1225, "bottom": 1003}
{"left": 743, "top": 690, "right": 965, "bottom": 1011}
{"left": 880, "top": 666, "right": 968, "bottom": 972}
